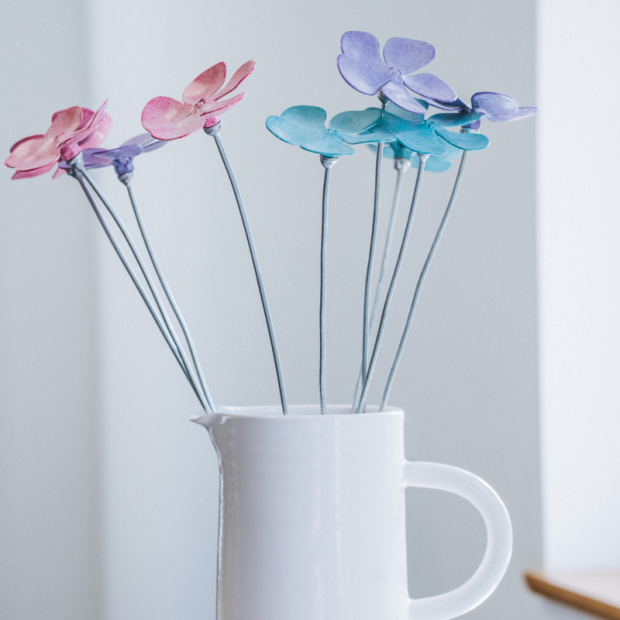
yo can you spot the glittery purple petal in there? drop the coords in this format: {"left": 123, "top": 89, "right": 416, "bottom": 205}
{"left": 337, "top": 54, "right": 391, "bottom": 95}
{"left": 403, "top": 73, "right": 456, "bottom": 102}
{"left": 503, "top": 106, "right": 538, "bottom": 122}
{"left": 471, "top": 92, "right": 518, "bottom": 120}
{"left": 82, "top": 148, "right": 114, "bottom": 168}
{"left": 383, "top": 37, "right": 435, "bottom": 74}
{"left": 340, "top": 31, "right": 383, "bottom": 66}
{"left": 380, "top": 81, "right": 428, "bottom": 114}
{"left": 120, "top": 133, "right": 165, "bottom": 152}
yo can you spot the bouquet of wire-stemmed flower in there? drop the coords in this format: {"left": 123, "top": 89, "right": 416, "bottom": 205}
{"left": 5, "top": 31, "right": 536, "bottom": 417}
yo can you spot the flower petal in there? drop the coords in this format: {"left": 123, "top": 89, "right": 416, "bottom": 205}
{"left": 503, "top": 106, "right": 538, "bottom": 122}
{"left": 217, "top": 60, "right": 256, "bottom": 100}
{"left": 183, "top": 62, "right": 227, "bottom": 105}
{"left": 342, "top": 110, "right": 416, "bottom": 144}
{"left": 48, "top": 106, "right": 83, "bottom": 139}
{"left": 5, "top": 135, "right": 59, "bottom": 171}
{"left": 142, "top": 96, "right": 204, "bottom": 140}
{"left": 380, "top": 81, "right": 428, "bottom": 114}
{"left": 80, "top": 147, "right": 115, "bottom": 168}
{"left": 412, "top": 155, "right": 453, "bottom": 173}
{"left": 383, "top": 37, "right": 435, "bottom": 74}
{"left": 199, "top": 92, "right": 245, "bottom": 116}
{"left": 266, "top": 115, "right": 325, "bottom": 147}
{"left": 337, "top": 54, "right": 391, "bottom": 95}
{"left": 121, "top": 133, "right": 156, "bottom": 149}
{"left": 11, "top": 161, "right": 56, "bottom": 180}
{"left": 281, "top": 105, "right": 328, "bottom": 131}
{"left": 396, "top": 124, "right": 446, "bottom": 155}
{"left": 340, "top": 31, "right": 383, "bottom": 66}
{"left": 301, "top": 132, "right": 355, "bottom": 157}
{"left": 403, "top": 73, "right": 456, "bottom": 102}
{"left": 329, "top": 108, "right": 382, "bottom": 135}
{"left": 77, "top": 113, "right": 112, "bottom": 150}
{"left": 429, "top": 112, "right": 482, "bottom": 128}
{"left": 433, "top": 126, "right": 489, "bottom": 151}
{"left": 386, "top": 102, "right": 427, "bottom": 123}
{"left": 471, "top": 92, "right": 519, "bottom": 120}
{"left": 9, "top": 134, "right": 44, "bottom": 153}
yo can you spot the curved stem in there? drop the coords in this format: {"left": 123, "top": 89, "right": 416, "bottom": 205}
{"left": 73, "top": 172, "right": 208, "bottom": 410}
{"left": 208, "top": 128, "right": 289, "bottom": 415}
{"left": 361, "top": 140, "right": 384, "bottom": 384}
{"left": 380, "top": 150, "right": 469, "bottom": 410}
{"left": 319, "top": 157, "right": 336, "bottom": 414}
{"left": 81, "top": 169, "right": 208, "bottom": 409}
{"left": 126, "top": 183, "right": 215, "bottom": 412}
{"left": 357, "top": 155, "right": 428, "bottom": 412}
{"left": 352, "top": 161, "right": 407, "bottom": 412}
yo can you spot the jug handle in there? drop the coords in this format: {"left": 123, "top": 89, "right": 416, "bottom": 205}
{"left": 404, "top": 461, "right": 512, "bottom": 620}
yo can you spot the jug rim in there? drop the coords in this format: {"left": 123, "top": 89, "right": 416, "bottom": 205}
{"left": 191, "top": 404, "right": 403, "bottom": 424}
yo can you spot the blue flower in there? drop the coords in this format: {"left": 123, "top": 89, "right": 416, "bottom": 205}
{"left": 330, "top": 104, "right": 489, "bottom": 155}
{"left": 266, "top": 106, "right": 378, "bottom": 157}
{"left": 369, "top": 138, "right": 462, "bottom": 172}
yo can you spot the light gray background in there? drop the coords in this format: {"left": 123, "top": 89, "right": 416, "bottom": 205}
{"left": 0, "top": 0, "right": 589, "bottom": 618}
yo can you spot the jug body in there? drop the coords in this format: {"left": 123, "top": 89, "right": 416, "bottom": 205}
{"left": 193, "top": 404, "right": 512, "bottom": 620}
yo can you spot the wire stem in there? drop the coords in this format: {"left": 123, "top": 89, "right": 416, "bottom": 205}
{"left": 352, "top": 160, "right": 408, "bottom": 412}
{"left": 357, "top": 155, "right": 428, "bottom": 412}
{"left": 361, "top": 140, "right": 383, "bottom": 388}
{"left": 125, "top": 182, "right": 215, "bottom": 412}
{"left": 206, "top": 125, "right": 289, "bottom": 414}
{"left": 72, "top": 170, "right": 208, "bottom": 410}
{"left": 81, "top": 169, "right": 208, "bottom": 409}
{"left": 319, "top": 156, "right": 337, "bottom": 414}
{"left": 380, "top": 150, "right": 469, "bottom": 410}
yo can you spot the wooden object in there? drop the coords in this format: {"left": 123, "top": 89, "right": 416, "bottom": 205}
{"left": 525, "top": 571, "right": 620, "bottom": 620}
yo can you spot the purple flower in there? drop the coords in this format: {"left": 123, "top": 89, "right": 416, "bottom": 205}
{"left": 433, "top": 92, "right": 538, "bottom": 130}
{"left": 59, "top": 133, "right": 165, "bottom": 176}
{"left": 337, "top": 31, "right": 456, "bottom": 115}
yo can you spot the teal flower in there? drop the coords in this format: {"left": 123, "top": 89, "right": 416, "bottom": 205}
{"left": 369, "top": 138, "right": 461, "bottom": 172}
{"left": 331, "top": 104, "right": 489, "bottom": 155}
{"left": 266, "top": 105, "right": 378, "bottom": 156}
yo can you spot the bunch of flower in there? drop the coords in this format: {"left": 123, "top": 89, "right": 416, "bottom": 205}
{"left": 5, "top": 31, "right": 536, "bottom": 416}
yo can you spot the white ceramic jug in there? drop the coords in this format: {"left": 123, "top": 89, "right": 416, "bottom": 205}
{"left": 193, "top": 405, "right": 512, "bottom": 620}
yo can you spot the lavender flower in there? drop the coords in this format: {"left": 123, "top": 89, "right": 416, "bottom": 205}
{"left": 337, "top": 31, "right": 456, "bottom": 115}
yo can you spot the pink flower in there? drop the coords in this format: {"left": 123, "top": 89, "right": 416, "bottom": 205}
{"left": 141, "top": 61, "right": 256, "bottom": 141}
{"left": 5, "top": 102, "right": 112, "bottom": 180}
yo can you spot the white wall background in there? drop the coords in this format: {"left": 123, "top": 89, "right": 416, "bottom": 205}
{"left": 538, "top": 0, "right": 620, "bottom": 573}
{"left": 1, "top": 1, "right": 552, "bottom": 619}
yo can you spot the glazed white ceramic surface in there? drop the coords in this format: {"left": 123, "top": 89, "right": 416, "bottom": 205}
{"left": 193, "top": 405, "right": 512, "bottom": 620}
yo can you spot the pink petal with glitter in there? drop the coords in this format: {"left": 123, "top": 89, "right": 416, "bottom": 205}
{"left": 183, "top": 62, "right": 227, "bottom": 105}
{"left": 199, "top": 92, "right": 245, "bottom": 116}
{"left": 142, "top": 96, "right": 205, "bottom": 140}
{"left": 12, "top": 161, "right": 56, "bottom": 180}
{"left": 59, "top": 102, "right": 111, "bottom": 159}
{"left": 5, "top": 135, "right": 60, "bottom": 171}
{"left": 78, "top": 113, "right": 112, "bottom": 150}
{"left": 217, "top": 60, "right": 256, "bottom": 99}
{"left": 48, "top": 106, "right": 83, "bottom": 138}
{"left": 9, "top": 134, "right": 44, "bottom": 153}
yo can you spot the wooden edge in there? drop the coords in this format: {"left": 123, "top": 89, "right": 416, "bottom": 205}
{"left": 525, "top": 571, "right": 620, "bottom": 620}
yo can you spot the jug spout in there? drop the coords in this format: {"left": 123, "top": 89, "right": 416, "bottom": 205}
{"left": 190, "top": 413, "right": 216, "bottom": 430}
